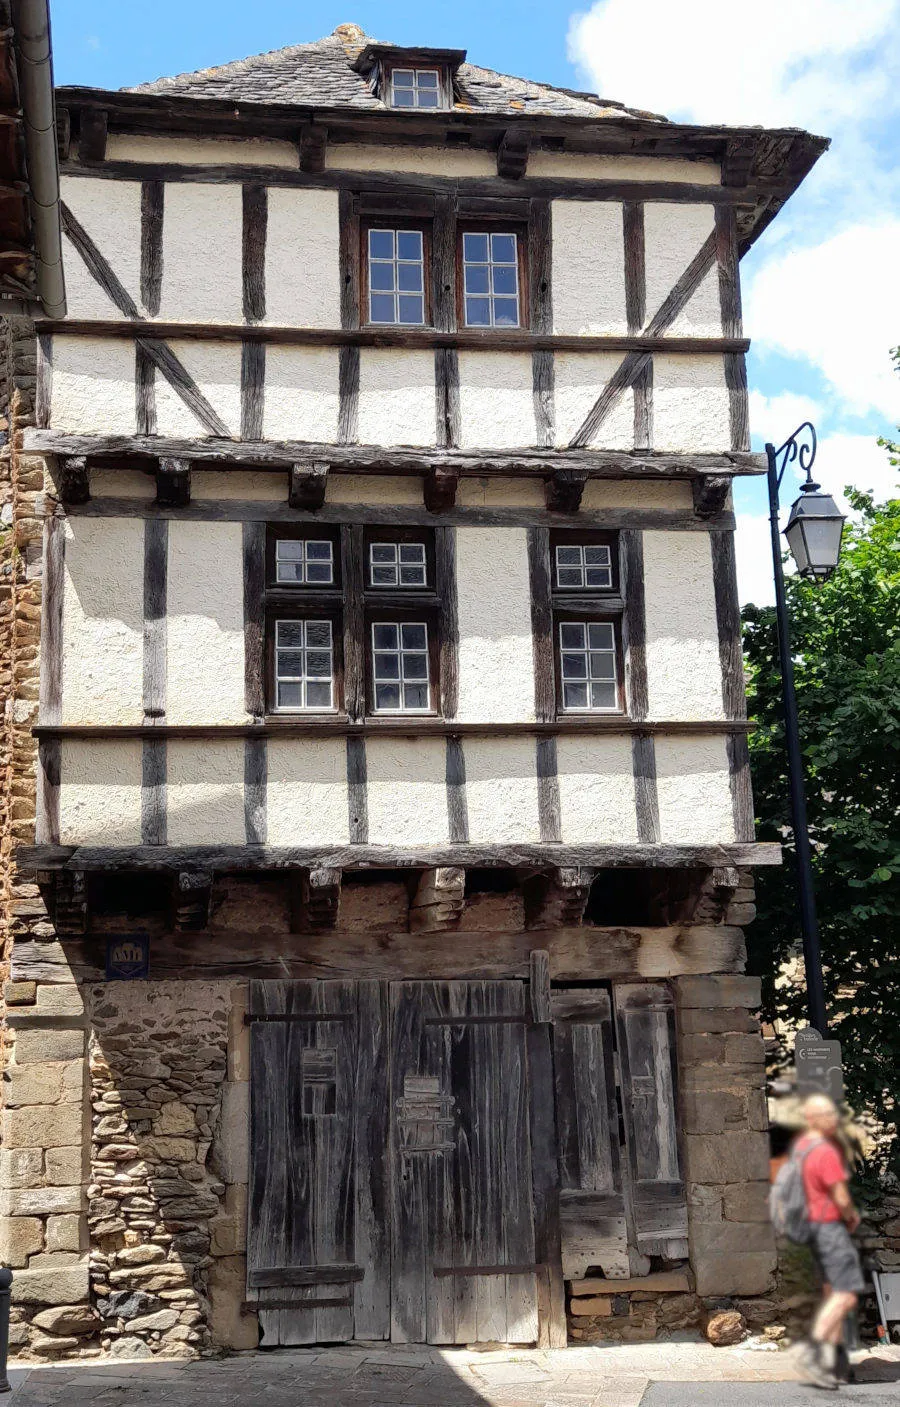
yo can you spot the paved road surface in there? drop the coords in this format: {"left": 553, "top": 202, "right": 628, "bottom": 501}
{"left": 5, "top": 1342, "right": 900, "bottom": 1407}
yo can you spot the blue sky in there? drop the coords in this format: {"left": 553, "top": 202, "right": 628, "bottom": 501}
{"left": 51, "top": 0, "right": 900, "bottom": 603}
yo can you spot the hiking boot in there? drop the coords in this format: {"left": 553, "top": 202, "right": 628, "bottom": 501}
{"left": 796, "top": 1341, "right": 840, "bottom": 1391}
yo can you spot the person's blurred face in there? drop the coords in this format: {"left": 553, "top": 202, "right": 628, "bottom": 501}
{"left": 804, "top": 1095, "right": 840, "bottom": 1136}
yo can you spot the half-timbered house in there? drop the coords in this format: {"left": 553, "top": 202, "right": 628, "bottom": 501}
{"left": 0, "top": 24, "right": 828, "bottom": 1358}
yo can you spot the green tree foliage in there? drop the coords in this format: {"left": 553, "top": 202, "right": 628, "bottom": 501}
{"left": 742, "top": 428, "right": 900, "bottom": 1176}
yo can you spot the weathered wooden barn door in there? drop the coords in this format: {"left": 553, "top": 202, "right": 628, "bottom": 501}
{"left": 551, "top": 983, "right": 688, "bottom": 1279}
{"left": 614, "top": 983, "right": 688, "bottom": 1260}
{"left": 551, "top": 988, "right": 630, "bottom": 1279}
{"left": 247, "top": 980, "right": 391, "bottom": 1346}
{"left": 390, "top": 980, "right": 540, "bottom": 1345}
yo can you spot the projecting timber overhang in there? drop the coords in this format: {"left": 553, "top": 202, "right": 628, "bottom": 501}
{"left": 53, "top": 85, "right": 829, "bottom": 255}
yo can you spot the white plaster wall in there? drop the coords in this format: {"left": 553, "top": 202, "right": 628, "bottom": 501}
{"left": 191, "top": 471, "right": 286, "bottom": 502}
{"left": 553, "top": 351, "right": 634, "bottom": 449}
{"left": 366, "top": 739, "right": 449, "bottom": 846}
{"left": 552, "top": 202, "right": 626, "bottom": 336}
{"left": 529, "top": 153, "right": 720, "bottom": 184}
{"left": 60, "top": 517, "right": 144, "bottom": 725}
{"left": 580, "top": 479, "right": 694, "bottom": 511}
{"left": 326, "top": 474, "right": 422, "bottom": 505}
{"left": 266, "top": 738, "right": 349, "bottom": 845}
{"left": 456, "top": 477, "right": 545, "bottom": 509}
{"left": 167, "top": 741, "right": 246, "bottom": 845}
{"left": 653, "top": 354, "right": 730, "bottom": 452}
{"left": 455, "top": 527, "right": 535, "bottom": 723}
{"left": 557, "top": 736, "right": 638, "bottom": 843}
{"left": 263, "top": 346, "right": 340, "bottom": 442}
{"left": 265, "top": 189, "right": 341, "bottom": 328}
{"left": 90, "top": 469, "right": 155, "bottom": 500}
{"left": 59, "top": 740, "right": 142, "bottom": 844}
{"left": 458, "top": 352, "right": 535, "bottom": 449}
{"left": 326, "top": 144, "right": 496, "bottom": 176}
{"left": 655, "top": 735, "right": 735, "bottom": 843}
{"left": 50, "top": 336, "right": 136, "bottom": 434}
{"left": 60, "top": 176, "right": 142, "bottom": 320}
{"left": 154, "top": 340, "right": 242, "bottom": 439}
{"left": 166, "top": 522, "right": 247, "bottom": 724}
{"left": 106, "top": 134, "right": 299, "bottom": 167}
{"left": 357, "top": 350, "right": 435, "bottom": 446}
{"left": 159, "top": 183, "right": 243, "bottom": 324}
{"left": 643, "top": 530, "right": 724, "bottom": 720}
{"left": 644, "top": 204, "right": 721, "bottom": 337}
{"left": 464, "top": 737, "right": 541, "bottom": 844}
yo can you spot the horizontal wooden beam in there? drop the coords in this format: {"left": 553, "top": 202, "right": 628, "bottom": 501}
{"left": 10, "top": 923, "right": 753, "bottom": 986}
{"left": 23, "top": 429, "right": 766, "bottom": 477}
{"left": 32, "top": 718, "right": 754, "bottom": 741}
{"left": 17, "top": 841, "right": 782, "bottom": 873}
{"left": 35, "top": 318, "right": 751, "bottom": 356}
{"left": 53, "top": 497, "right": 738, "bottom": 534}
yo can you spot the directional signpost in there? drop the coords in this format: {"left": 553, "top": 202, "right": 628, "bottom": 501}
{"left": 794, "top": 1026, "right": 844, "bottom": 1103}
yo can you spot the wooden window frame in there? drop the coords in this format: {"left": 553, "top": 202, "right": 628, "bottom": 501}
{"left": 456, "top": 223, "right": 529, "bottom": 331}
{"left": 262, "top": 524, "right": 445, "bottom": 720}
{"left": 361, "top": 218, "right": 433, "bottom": 329}
{"left": 550, "top": 530, "right": 625, "bottom": 717}
{"left": 382, "top": 59, "right": 452, "bottom": 111}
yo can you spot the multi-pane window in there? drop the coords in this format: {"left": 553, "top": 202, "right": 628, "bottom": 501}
{"left": 390, "top": 68, "right": 442, "bottom": 109}
{"left": 462, "top": 232, "right": 520, "bottom": 328}
{"left": 559, "top": 621, "right": 618, "bottom": 712}
{"left": 369, "top": 541, "right": 427, "bottom": 587}
{"left": 275, "top": 538, "right": 334, "bottom": 585}
{"left": 371, "top": 622, "right": 430, "bottom": 712}
{"left": 555, "top": 543, "right": 612, "bottom": 590}
{"left": 367, "top": 229, "right": 425, "bottom": 325}
{"left": 274, "top": 619, "right": 334, "bottom": 711}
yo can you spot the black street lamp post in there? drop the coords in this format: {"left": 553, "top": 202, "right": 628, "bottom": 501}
{"left": 765, "top": 422, "right": 845, "bottom": 1035}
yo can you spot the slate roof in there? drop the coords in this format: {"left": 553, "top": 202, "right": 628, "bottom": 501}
{"left": 125, "top": 23, "right": 664, "bottom": 123}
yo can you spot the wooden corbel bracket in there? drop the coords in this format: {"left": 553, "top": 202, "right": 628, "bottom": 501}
{"left": 59, "top": 456, "right": 90, "bottom": 506}
{"left": 299, "top": 126, "right": 328, "bottom": 174}
{"left": 155, "top": 458, "right": 192, "bottom": 507}
{"left": 289, "top": 461, "right": 329, "bottom": 511}
{"left": 545, "top": 468, "right": 588, "bottom": 513}
{"left": 692, "top": 473, "right": 731, "bottom": 519}
{"left": 497, "top": 129, "right": 530, "bottom": 180}
{"left": 423, "top": 466, "right": 458, "bottom": 513}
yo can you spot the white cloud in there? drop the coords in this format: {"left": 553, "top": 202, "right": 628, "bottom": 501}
{"left": 567, "top": 0, "right": 900, "bottom": 129}
{"left": 746, "top": 224, "right": 900, "bottom": 422}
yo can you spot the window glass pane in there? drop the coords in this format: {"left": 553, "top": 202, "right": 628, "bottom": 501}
{"left": 404, "top": 682, "right": 429, "bottom": 709}
{"left": 589, "top": 622, "right": 615, "bottom": 650}
{"left": 589, "top": 652, "right": 616, "bottom": 680}
{"left": 556, "top": 546, "right": 581, "bottom": 565}
{"left": 374, "top": 652, "right": 400, "bottom": 679}
{"left": 591, "top": 682, "right": 617, "bottom": 709}
{"left": 278, "top": 650, "right": 305, "bottom": 676}
{"left": 585, "top": 567, "right": 611, "bottom": 587}
{"left": 393, "top": 69, "right": 415, "bottom": 86}
{"left": 372, "top": 544, "right": 396, "bottom": 564}
{"left": 397, "top": 230, "right": 423, "bottom": 260}
{"left": 376, "top": 682, "right": 401, "bottom": 710}
{"left": 559, "top": 622, "right": 586, "bottom": 649}
{"left": 307, "top": 542, "right": 331, "bottom": 561}
{"left": 563, "top": 682, "right": 588, "bottom": 709}
{"left": 463, "top": 232, "right": 489, "bottom": 262}
{"left": 277, "top": 681, "right": 303, "bottom": 707}
{"left": 401, "top": 623, "right": 427, "bottom": 650}
{"left": 305, "top": 562, "right": 330, "bottom": 584}
{"left": 392, "top": 87, "right": 415, "bottom": 107}
{"left": 306, "top": 620, "right": 332, "bottom": 648}
{"left": 307, "top": 650, "right": 332, "bottom": 677}
{"left": 492, "top": 233, "right": 517, "bottom": 263}
{"left": 372, "top": 565, "right": 396, "bottom": 585}
{"left": 399, "top": 543, "right": 425, "bottom": 564}
{"left": 465, "top": 296, "right": 491, "bottom": 326}
{"left": 464, "top": 264, "right": 490, "bottom": 294}
{"left": 369, "top": 229, "right": 394, "bottom": 259}
{"left": 397, "top": 261, "right": 423, "bottom": 292}
{"left": 370, "top": 293, "right": 395, "bottom": 323}
{"left": 369, "top": 261, "right": 394, "bottom": 292}
{"left": 492, "top": 264, "right": 518, "bottom": 296}
{"left": 417, "top": 89, "right": 439, "bottom": 107}
{"left": 404, "top": 652, "right": 428, "bottom": 681}
{"left": 557, "top": 567, "right": 583, "bottom": 587}
{"left": 373, "top": 622, "right": 399, "bottom": 649}
{"left": 399, "top": 565, "right": 426, "bottom": 586}
{"left": 398, "top": 294, "right": 424, "bottom": 324}
{"left": 493, "top": 298, "right": 519, "bottom": 327}
{"left": 306, "top": 681, "right": 331, "bottom": 707}
{"left": 417, "top": 70, "right": 439, "bottom": 87}
{"left": 276, "top": 620, "right": 304, "bottom": 647}
{"left": 584, "top": 545, "right": 611, "bottom": 566}
{"left": 561, "top": 652, "right": 587, "bottom": 679}
{"left": 277, "top": 540, "right": 303, "bottom": 560}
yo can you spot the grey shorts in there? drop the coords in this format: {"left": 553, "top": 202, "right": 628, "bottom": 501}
{"left": 808, "top": 1220, "right": 866, "bottom": 1294}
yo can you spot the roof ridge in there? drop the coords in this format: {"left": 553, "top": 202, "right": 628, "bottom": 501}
{"left": 123, "top": 27, "right": 375, "bottom": 95}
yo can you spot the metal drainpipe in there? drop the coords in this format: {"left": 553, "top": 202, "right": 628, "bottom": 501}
{"left": 13, "top": 0, "right": 66, "bottom": 318}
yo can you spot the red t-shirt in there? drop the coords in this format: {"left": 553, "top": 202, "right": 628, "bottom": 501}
{"left": 795, "top": 1133, "right": 849, "bottom": 1223}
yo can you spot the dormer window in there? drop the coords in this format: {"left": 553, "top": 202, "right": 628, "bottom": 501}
{"left": 389, "top": 67, "right": 442, "bottom": 109}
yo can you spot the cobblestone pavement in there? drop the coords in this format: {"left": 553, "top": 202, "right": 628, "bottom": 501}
{"left": 5, "top": 1342, "right": 900, "bottom": 1407}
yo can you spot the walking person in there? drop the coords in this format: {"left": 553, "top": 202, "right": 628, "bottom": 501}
{"left": 794, "top": 1093, "right": 866, "bottom": 1390}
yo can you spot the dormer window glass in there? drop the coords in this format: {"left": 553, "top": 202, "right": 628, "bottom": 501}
{"left": 389, "top": 67, "right": 442, "bottom": 109}
{"left": 462, "top": 232, "right": 520, "bottom": 328}
{"left": 367, "top": 228, "right": 426, "bottom": 325}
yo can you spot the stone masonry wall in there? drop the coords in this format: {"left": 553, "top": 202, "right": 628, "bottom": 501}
{"left": 3, "top": 978, "right": 254, "bottom": 1360}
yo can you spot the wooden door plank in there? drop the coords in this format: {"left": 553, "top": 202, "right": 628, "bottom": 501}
{"left": 527, "top": 1022, "right": 566, "bottom": 1349}
{"left": 499, "top": 984, "right": 539, "bottom": 1344}
{"left": 472, "top": 983, "right": 508, "bottom": 1345}
{"left": 248, "top": 982, "right": 290, "bottom": 1346}
{"left": 425, "top": 985, "right": 457, "bottom": 1344}
{"left": 390, "top": 983, "right": 429, "bottom": 1343}
{"left": 354, "top": 980, "right": 391, "bottom": 1340}
{"left": 313, "top": 981, "right": 355, "bottom": 1343}
{"left": 278, "top": 981, "right": 318, "bottom": 1345}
